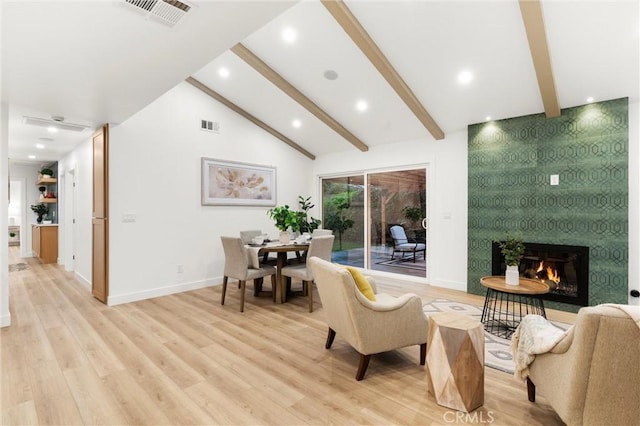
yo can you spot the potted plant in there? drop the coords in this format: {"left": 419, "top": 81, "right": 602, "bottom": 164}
{"left": 30, "top": 204, "right": 49, "bottom": 224}
{"left": 296, "top": 196, "right": 321, "bottom": 234}
{"left": 267, "top": 205, "right": 300, "bottom": 243}
{"left": 40, "top": 168, "right": 54, "bottom": 179}
{"left": 498, "top": 232, "right": 525, "bottom": 285}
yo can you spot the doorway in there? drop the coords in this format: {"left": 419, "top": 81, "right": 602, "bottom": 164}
{"left": 320, "top": 166, "right": 428, "bottom": 278}
{"left": 8, "top": 179, "right": 25, "bottom": 253}
{"left": 62, "top": 168, "right": 77, "bottom": 272}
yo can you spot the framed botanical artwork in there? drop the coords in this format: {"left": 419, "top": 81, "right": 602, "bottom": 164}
{"left": 201, "top": 158, "right": 276, "bottom": 206}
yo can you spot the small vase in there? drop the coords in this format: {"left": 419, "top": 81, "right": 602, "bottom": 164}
{"left": 505, "top": 265, "right": 520, "bottom": 285}
{"left": 36, "top": 216, "right": 43, "bottom": 224}
{"left": 279, "top": 231, "right": 290, "bottom": 244}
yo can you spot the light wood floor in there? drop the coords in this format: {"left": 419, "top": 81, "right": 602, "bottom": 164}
{"left": 2, "top": 247, "right": 574, "bottom": 425}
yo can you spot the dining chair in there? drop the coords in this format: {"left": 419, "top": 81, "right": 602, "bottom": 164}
{"left": 220, "top": 236, "right": 277, "bottom": 312}
{"left": 281, "top": 235, "right": 334, "bottom": 312}
{"left": 312, "top": 228, "right": 333, "bottom": 236}
{"left": 240, "top": 229, "right": 274, "bottom": 264}
{"left": 240, "top": 230, "right": 261, "bottom": 244}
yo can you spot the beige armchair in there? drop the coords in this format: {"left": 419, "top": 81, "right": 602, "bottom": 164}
{"left": 525, "top": 304, "right": 640, "bottom": 426}
{"left": 308, "top": 257, "right": 428, "bottom": 380}
{"left": 220, "top": 236, "right": 277, "bottom": 312}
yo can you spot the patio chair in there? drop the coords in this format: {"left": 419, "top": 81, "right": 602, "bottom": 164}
{"left": 389, "top": 225, "right": 425, "bottom": 263}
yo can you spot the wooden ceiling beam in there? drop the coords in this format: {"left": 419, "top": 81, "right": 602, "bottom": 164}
{"left": 519, "top": 0, "right": 561, "bottom": 118}
{"left": 186, "top": 77, "right": 316, "bottom": 160}
{"left": 231, "top": 43, "right": 369, "bottom": 152}
{"left": 321, "top": 0, "right": 445, "bottom": 141}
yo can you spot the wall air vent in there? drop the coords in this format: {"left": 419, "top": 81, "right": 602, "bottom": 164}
{"left": 23, "top": 116, "right": 90, "bottom": 132}
{"left": 201, "top": 119, "right": 220, "bottom": 134}
{"left": 123, "top": 0, "right": 192, "bottom": 26}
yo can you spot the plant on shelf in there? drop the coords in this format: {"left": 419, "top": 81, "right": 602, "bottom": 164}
{"left": 296, "top": 195, "right": 321, "bottom": 234}
{"left": 30, "top": 204, "right": 49, "bottom": 224}
{"left": 40, "top": 168, "right": 54, "bottom": 178}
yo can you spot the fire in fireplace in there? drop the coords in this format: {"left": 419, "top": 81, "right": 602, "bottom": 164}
{"left": 492, "top": 241, "right": 589, "bottom": 306}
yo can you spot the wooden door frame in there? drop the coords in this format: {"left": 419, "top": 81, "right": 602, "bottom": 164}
{"left": 92, "top": 124, "right": 109, "bottom": 303}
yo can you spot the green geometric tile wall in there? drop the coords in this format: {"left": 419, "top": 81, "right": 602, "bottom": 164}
{"left": 468, "top": 98, "right": 628, "bottom": 312}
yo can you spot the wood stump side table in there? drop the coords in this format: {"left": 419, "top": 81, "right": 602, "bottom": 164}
{"left": 426, "top": 312, "right": 484, "bottom": 413}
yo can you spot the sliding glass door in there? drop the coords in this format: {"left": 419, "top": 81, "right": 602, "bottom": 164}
{"left": 321, "top": 167, "right": 427, "bottom": 278}
{"left": 321, "top": 175, "right": 365, "bottom": 267}
{"left": 368, "top": 169, "right": 426, "bottom": 278}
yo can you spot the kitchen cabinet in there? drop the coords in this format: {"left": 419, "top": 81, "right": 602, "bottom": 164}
{"left": 32, "top": 224, "right": 58, "bottom": 263}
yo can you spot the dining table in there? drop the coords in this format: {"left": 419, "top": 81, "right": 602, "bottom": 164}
{"left": 246, "top": 241, "right": 309, "bottom": 303}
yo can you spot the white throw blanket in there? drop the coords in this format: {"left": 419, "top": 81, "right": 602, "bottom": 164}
{"left": 510, "top": 315, "right": 570, "bottom": 382}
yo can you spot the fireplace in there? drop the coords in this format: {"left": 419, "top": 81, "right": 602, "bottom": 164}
{"left": 492, "top": 241, "right": 589, "bottom": 306}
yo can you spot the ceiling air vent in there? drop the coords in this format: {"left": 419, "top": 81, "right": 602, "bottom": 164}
{"left": 23, "top": 116, "right": 90, "bottom": 133}
{"left": 124, "top": 0, "right": 191, "bottom": 26}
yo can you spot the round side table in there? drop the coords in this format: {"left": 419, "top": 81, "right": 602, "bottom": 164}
{"left": 480, "top": 276, "right": 550, "bottom": 339}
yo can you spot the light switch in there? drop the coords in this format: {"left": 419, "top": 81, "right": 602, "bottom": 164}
{"left": 550, "top": 174, "right": 559, "bottom": 186}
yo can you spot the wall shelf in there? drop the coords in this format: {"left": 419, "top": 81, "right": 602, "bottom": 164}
{"left": 37, "top": 177, "right": 57, "bottom": 185}
{"left": 35, "top": 165, "right": 58, "bottom": 223}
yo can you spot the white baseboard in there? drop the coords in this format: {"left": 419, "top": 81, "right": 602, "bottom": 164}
{"left": 74, "top": 271, "right": 91, "bottom": 289}
{"left": 429, "top": 278, "right": 467, "bottom": 292}
{"left": 0, "top": 312, "right": 11, "bottom": 328}
{"left": 107, "top": 277, "right": 223, "bottom": 306}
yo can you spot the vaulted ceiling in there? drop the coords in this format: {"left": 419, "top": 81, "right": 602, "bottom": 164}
{"left": 3, "top": 0, "right": 638, "bottom": 164}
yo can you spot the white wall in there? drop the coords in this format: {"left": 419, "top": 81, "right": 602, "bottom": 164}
{"left": 312, "top": 130, "right": 469, "bottom": 291}
{"left": 107, "top": 82, "right": 314, "bottom": 305}
{"left": 9, "top": 163, "right": 42, "bottom": 258}
{"left": 58, "top": 139, "right": 93, "bottom": 286}
{"left": 1, "top": 101, "right": 9, "bottom": 327}
{"left": 8, "top": 179, "right": 21, "bottom": 226}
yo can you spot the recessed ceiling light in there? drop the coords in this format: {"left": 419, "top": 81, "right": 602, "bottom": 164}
{"left": 36, "top": 143, "right": 45, "bottom": 149}
{"left": 47, "top": 126, "right": 58, "bottom": 133}
{"left": 586, "top": 97, "right": 594, "bottom": 103}
{"left": 324, "top": 70, "right": 339, "bottom": 81}
{"left": 356, "top": 100, "right": 369, "bottom": 112}
{"left": 485, "top": 116, "right": 492, "bottom": 121}
{"left": 457, "top": 70, "right": 474, "bottom": 85}
{"left": 292, "top": 119, "right": 302, "bottom": 128}
{"left": 282, "top": 27, "right": 297, "bottom": 44}
{"left": 28, "top": 155, "right": 36, "bottom": 159}
{"left": 218, "top": 67, "right": 230, "bottom": 79}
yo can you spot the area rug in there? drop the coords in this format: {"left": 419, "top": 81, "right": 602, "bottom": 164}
{"left": 8, "top": 262, "right": 29, "bottom": 272}
{"left": 375, "top": 257, "right": 425, "bottom": 271}
{"left": 422, "top": 298, "right": 570, "bottom": 375}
